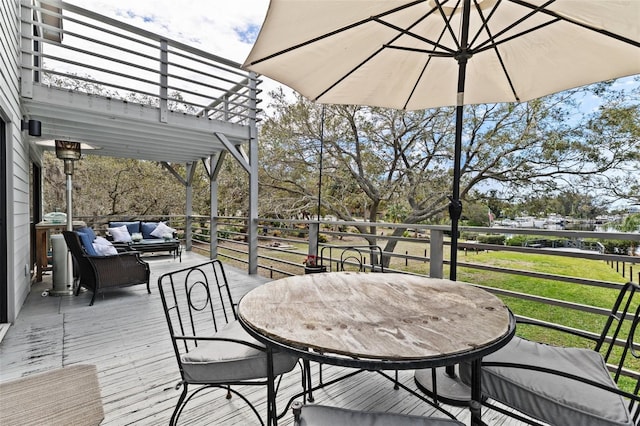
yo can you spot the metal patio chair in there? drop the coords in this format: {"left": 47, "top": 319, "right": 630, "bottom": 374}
{"left": 291, "top": 401, "right": 464, "bottom": 426}
{"left": 460, "top": 281, "right": 640, "bottom": 426}
{"left": 62, "top": 230, "right": 150, "bottom": 306}
{"left": 319, "top": 245, "right": 384, "bottom": 272}
{"left": 158, "top": 259, "right": 299, "bottom": 425}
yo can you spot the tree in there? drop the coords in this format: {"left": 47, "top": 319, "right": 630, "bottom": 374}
{"left": 43, "top": 153, "right": 212, "bottom": 219}
{"left": 258, "top": 81, "right": 640, "bottom": 263}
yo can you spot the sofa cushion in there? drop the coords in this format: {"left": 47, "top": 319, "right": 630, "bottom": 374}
{"left": 460, "top": 336, "right": 633, "bottom": 426}
{"left": 108, "top": 225, "right": 132, "bottom": 243}
{"left": 141, "top": 222, "right": 159, "bottom": 239}
{"left": 180, "top": 321, "right": 297, "bottom": 384}
{"left": 150, "top": 222, "right": 176, "bottom": 239}
{"left": 76, "top": 231, "right": 98, "bottom": 256}
{"left": 109, "top": 221, "right": 140, "bottom": 235}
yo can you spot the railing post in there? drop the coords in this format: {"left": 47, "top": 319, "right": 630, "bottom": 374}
{"left": 209, "top": 156, "right": 219, "bottom": 259}
{"left": 430, "top": 229, "right": 444, "bottom": 279}
{"left": 247, "top": 72, "right": 259, "bottom": 274}
{"left": 308, "top": 222, "right": 319, "bottom": 257}
{"left": 183, "top": 162, "right": 194, "bottom": 252}
{"left": 20, "top": 1, "right": 34, "bottom": 98}
{"left": 159, "top": 39, "right": 168, "bottom": 123}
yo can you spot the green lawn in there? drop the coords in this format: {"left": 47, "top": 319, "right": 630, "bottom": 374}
{"left": 223, "top": 236, "right": 632, "bottom": 346}
{"left": 218, "top": 237, "right": 638, "bottom": 389}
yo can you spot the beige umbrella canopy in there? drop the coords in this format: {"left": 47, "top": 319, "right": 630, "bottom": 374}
{"left": 244, "top": 0, "right": 640, "bottom": 281}
{"left": 245, "top": 0, "right": 639, "bottom": 109}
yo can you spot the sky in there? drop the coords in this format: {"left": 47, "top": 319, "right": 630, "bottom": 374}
{"left": 66, "top": 0, "right": 281, "bottom": 95}
{"left": 67, "top": 0, "right": 269, "bottom": 64}
{"left": 58, "top": 1, "right": 638, "bottom": 211}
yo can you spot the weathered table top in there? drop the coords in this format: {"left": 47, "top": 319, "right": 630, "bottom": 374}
{"left": 238, "top": 272, "right": 513, "bottom": 364}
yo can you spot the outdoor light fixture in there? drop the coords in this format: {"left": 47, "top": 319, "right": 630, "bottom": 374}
{"left": 54, "top": 140, "right": 82, "bottom": 293}
{"left": 21, "top": 118, "right": 42, "bottom": 136}
{"left": 55, "top": 140, "right": 81, "bottom": 175}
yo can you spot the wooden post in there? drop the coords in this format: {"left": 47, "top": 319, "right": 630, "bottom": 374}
{"left": 430, "top": 229, "right": 444, "bottom": 279}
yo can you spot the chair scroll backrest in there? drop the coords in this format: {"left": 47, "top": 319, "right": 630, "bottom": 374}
{"left": 320, "top": 245, "right": 384, "bottom": 272}
{"left": 158, "top": 260, "right": 236, "bottom": 358}
{"left": 596, "top": 282, "right": 640, "bottom": 386}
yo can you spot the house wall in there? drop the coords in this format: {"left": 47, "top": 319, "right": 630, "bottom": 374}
{"left": 1, "top": 0, "right": 32, "bottom": 322}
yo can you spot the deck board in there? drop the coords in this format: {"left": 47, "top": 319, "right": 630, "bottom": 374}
{"left": 0, "top": 252, "right": 534, "bottom": 425}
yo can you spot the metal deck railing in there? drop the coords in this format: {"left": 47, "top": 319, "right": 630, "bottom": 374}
{"left": 20, "top": 0, "right": 258, "bottom": 125}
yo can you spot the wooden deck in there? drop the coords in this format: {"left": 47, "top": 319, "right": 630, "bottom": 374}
{"left": 0, "top": 252, "right": 533, "bottom": 425}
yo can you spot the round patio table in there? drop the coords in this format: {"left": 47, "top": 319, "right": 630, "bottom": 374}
{"left": 238, "top": 272, "right": 515, "bottom": 426}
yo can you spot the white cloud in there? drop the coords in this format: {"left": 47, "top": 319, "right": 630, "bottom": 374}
{"left": 68, "top": 0, "right": 269, "bottom": 63}
{"left": 66, "top": 0, "right": 290, "bottom": 110}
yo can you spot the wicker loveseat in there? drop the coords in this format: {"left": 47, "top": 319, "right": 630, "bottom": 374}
{"left": 107, "top": 221, "right": 180, "bottom": 260}
{"left": 62, "top": 230, "right": 151, "bottom": 306}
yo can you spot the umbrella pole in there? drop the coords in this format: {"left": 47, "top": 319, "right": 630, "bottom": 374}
{"left": 416, "top": 0, "right": 471, "bottom": 407}
{"left": 449, "top": 0, "right": 472, "bottom": 284}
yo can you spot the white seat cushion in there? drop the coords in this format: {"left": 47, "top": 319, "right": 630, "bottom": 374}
{"left": 181, "top": 320, "right": 298, "bottom": 383}
{"left": 460, "top": 336, "right": 633, "bottom": 426}
{"left": 295, "top": 405, "right": 464, "bottom": 426}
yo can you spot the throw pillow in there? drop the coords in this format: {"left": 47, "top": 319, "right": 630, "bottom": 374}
{"left": 141, "top": 222, "right": 158, "bottom": 239}
{"left": 150, "top": 222, "right": 176, "bottom": 239}
{"left": 108, "top": 225, "right": 132, "bottom": 242}
{"left": 108, "top": 221, "right": 140, "bottom": 235}
{"left": 76, "top": 226, "right": 96, "bottom": 242}
{"left": 76, "top": 231, "right": 99, "bottom": 256}
{"left": 93, "top": 237, "right": 118, "bottom": 256}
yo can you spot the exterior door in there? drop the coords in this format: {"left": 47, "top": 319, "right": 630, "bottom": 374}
{"left": 0, "top": 119, "right": 7, "bottom": 323}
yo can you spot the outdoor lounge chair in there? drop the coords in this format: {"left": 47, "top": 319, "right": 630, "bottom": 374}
{"left": 158, "top": 259, "right": 299, "bottom": 426}
{"left": 291, "top": 401, "right": 464, "bottom": 425}
{"left": 62, "top": 230, "right": 150, "bottom": 306}
{"left": 459, "top": 281, "right": 640, "bottom": 426}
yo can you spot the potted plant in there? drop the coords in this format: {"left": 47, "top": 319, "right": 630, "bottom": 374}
{"left": 303, "top": 255, "right": 326, "bottom": 274}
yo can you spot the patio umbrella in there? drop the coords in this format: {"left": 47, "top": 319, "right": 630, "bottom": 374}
{"left": 243, "top": 0, "right": 640, "bottom": 405}
{"left": 243, "top": 0, "right": 640, "bottom": 282}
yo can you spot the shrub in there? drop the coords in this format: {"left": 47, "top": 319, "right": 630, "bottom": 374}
{"left": 506, "top": 235, "right": 528, "bottom": 246}
{"left": 600, "top": 239, "right": 633, "bottom": 255}
{"left": 477, "top": 234, "right": 505, "bottom": 245}
{"left": 318, "top": 234, "right": 328, "bottom": 243}
{"left": 461, "top": 231, "right": 479, "bottom": 241}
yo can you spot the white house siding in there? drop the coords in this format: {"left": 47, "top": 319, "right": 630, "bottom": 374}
{"left": 1, "top": 0, "right": 32, "bottom": 322}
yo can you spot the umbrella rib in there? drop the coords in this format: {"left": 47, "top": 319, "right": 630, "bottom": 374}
{"left": 470, "top": 0, "right": 520, "bottom": 102}
{"left": 376, "top": 2, "right": 456, "bottom": 110}
{"left": 433, "top": 0, "right": 465, "bottom": 52}
{"left": 316, "top": 4, "right": 452, "bottom": 103}
{"left": 374, "top": 18, "right": 457, "bottom": 56}
{"left": 404, "top": 56, "right": 434, "bottom": 110}
{"left": 472, "top": 0, "right": 556, "bottom": 52}
{"left": 467, "top": 0, "right": 505, "bottom": 48}
{"left": 313, "top": 46, "right": 386, "bottom": 102}
{"left": 510, "top": 0, "right": 640, "bottom": 48}
{"left": 474, "top": 18, "right": 558, "bottom": 55}
{"left": 244, "top": 0, "right": 426, "bottom": 67}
